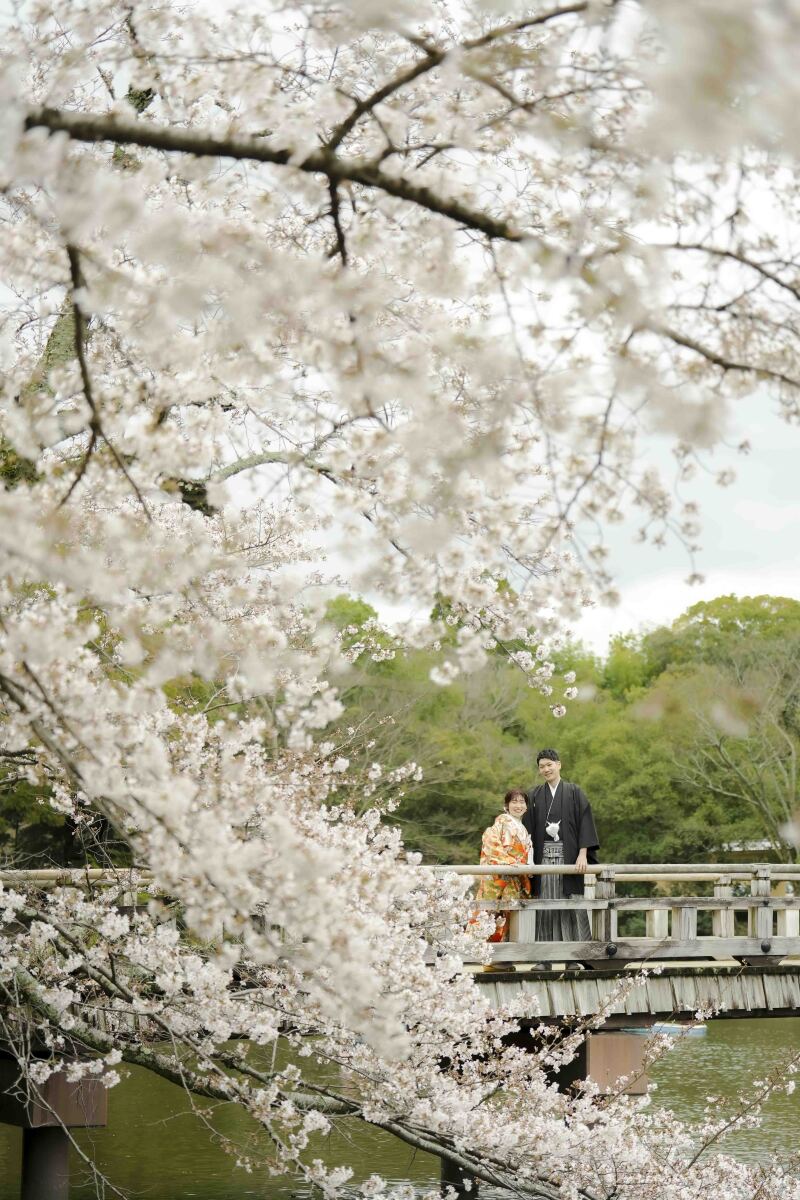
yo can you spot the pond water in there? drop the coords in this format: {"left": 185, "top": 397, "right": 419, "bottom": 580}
{"left": 0, "top": 1018, "right": 798, "bottom": 1197}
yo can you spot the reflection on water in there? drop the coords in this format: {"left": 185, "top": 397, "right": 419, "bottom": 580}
{"left": 0, "top": 1019, "right": 798, "bottom": 1197}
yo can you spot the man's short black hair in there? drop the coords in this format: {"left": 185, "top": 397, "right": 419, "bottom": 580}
{"left": 536, "top": 749, "right": 560, "bottom": 764}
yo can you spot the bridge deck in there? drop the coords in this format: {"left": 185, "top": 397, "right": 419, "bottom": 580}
{"left": 472, "top": 963, "right": 800, "bottom": 1021}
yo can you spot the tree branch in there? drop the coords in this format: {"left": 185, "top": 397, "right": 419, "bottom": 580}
{"left": 666, "top": 242, "right": 800, "bottom": 305}
{"left": 61, "top": 244, "right": 151, "bottom": 514}
{"left": 325, "top": 48, "right": 445, "bottom": 152}
{"left": 644, "top": 324, "right": 800, "bottom": 391}
{"left": 25, "top": 108, "right": 529, "bottom": 245}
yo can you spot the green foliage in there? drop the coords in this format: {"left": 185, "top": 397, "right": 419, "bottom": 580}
{"left": 328, "top": 594, "right": 800, "bottom": 864}
{"left": 21, "top": 305, "right": 76, "bottom": 400}
{"left": 1, "top": 305, "right": 77, "bottom": 490}
{"left": 0, "top": 436, "right": 38, "bottom": 488}
{"left": 326, "top": 596, "right": 380, "bottom": 629}
{"left": 126, "top": 85, "right": 156, "bottom": 112}
{"left": 642, "top": 594, "right": 800, "bottom": 674}
{"left": 602, "top": 634, "right": 653, "bottom": 699}
{"left": 0, "top": 767, "right": 66, "bottom": 863}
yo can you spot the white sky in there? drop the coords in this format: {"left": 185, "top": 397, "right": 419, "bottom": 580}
{"left": 571, "top": 398, "right": 800, "bottom": 652}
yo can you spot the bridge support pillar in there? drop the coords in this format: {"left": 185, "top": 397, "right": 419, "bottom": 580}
{"left": 0, "top": 1054, "right": 108, "bottom": 1200}
{"left": 555, "top": 1031, "right": 648, "bottom": 1097}
{"left": 21, "top": 1126, "right": 70, "bottom": 1200}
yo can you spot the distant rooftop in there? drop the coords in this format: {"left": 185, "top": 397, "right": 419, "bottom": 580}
{"left": 722, "top": 839, "right": 779, "bottom": 853}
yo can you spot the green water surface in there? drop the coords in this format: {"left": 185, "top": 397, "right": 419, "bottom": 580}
{"left": 0, "top": 1018, "right": 797, "bottom": 1197}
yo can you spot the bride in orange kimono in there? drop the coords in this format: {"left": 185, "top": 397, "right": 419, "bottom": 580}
{"left": 475, "top": 790, "right": 533, "bottom": 942}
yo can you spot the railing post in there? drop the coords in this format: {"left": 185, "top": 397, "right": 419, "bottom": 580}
{"left": 777, "top": 884, "right": 800, "bottom": 937}
{"left": 670, "top": 904, "right": 697, "bottom": 942}
{"left": 507, "top": 903, "right": 536, "bottom": 944}
{"left": 592, "top": 870, "right": 616, "bottom": 942}
{"left": 21, "top": 1128, "right": 70, "bottom": 1200}
{"left": 645, "top": 906, "right": 669, "bottom": 939}
{"left": 440, "top": 1156, "right": 477, "bottom": 1196}
{"left": 712, "top": 873, "right": 734, "bottom": 938}
{"left": 749, "top": 867, "right": 772, "bottom": 941}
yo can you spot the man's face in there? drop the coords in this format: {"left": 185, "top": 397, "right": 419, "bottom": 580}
{"left": 538, "top": 757, "right": 561, "bottom": 783}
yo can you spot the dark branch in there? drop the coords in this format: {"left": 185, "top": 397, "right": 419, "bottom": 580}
{"left": 666, "top": 242, "right": 800, "bottom": 305}
{"left": 328, "top": 180, "right": 349, "bottom": 264}
{"left": 60, "top": 245, "right": 151, "bottom": 514}
{"left": 25, "top": 108, "right": 528, "bottom": 245}
{"left": 641, "top": 324, "right": 800, "bottom": 391}
{"left": 464, "top": 1, "right": 589, "bottom": 48}
{"left": 325, "top": 48, "right": 444, "bottom": 152}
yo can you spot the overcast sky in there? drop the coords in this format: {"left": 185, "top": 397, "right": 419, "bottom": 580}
{"left": 571, "top": 397, "right": 800, "bottom": 651}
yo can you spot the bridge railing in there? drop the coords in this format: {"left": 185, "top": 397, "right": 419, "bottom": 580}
{"left": 3, "top": 863, "right": 800, "bottom": 966}
{"left": 434, "top": 863, "right": 800, "bottom": 965}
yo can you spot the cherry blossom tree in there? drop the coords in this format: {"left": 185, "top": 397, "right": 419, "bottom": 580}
{"left": 1, "top": 1, "right": 800, "bottom": 1196}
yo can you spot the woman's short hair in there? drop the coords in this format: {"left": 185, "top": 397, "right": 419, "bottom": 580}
{"left": 503, "top": 789, "right": 527, "bottom": 809}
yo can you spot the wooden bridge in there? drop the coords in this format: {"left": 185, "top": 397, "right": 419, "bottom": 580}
{"left": 429, "top": 860, "right": 800, "bottom": 1109}
{"left": 436, "top": 861, "right": 800, "bottom": 1020}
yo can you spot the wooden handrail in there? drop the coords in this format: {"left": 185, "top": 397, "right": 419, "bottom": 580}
{"left": 0, "top": 862, "right": 797, "bottom": 886}
{"left": 435, "top": 862, "right": 800, "bottom": 880}
{"left": 0, "top": 868, "right": 152, "bottom": 884}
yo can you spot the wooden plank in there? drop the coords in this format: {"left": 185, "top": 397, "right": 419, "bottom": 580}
{"left": 777, "top": 909, "right": 800, "bottom": 936}
{"left": 690, "top": 974, "right": 724, "bottom": 1014}
{"left": 748, "top": 868, "right": 772, "bottom": 938}
{"left": 520, "top": 979, "right": 552, "bottom": 1016}
{"left": 478, "top": 981, "right": 499, "bottom": 1004}
{"left": 612, "top": 897, "right": 800, "bottom": 910}
{"left": 475, "top": 899, "right": 604, "bottom": 911}
{"left": 623, "top": 981, "right": 652, "bottom": 1015}
{"left": 438, "top": 863, "right": 800, "bottom": 878}
{"left": 644, "top": 977, "right": 675, "bottom": 1014}
{"left": 742, "top": 974, "right": 768, "bottom": 1011}
{"left": 548, "top": 979, "right": 578, "bottom": 1015}
{"left": 762, "top": 974, "right": 799, "bottom": 1011}
{"left": 713, "top": 876, "right": 735, "bottom": 938}
{"left": 666, "top": 974, "right": 697, "bottom": 1014}
{"left": 473, "top": 964, "right": 800, "bottom": 982}
{"left": 573, "top": 978, "right": 603, "bottom": 1016}
{"left": 755, "top": 904, "right": 774, "bottom": 940}
{"left": 600, "top": 981, "right": 633, "bottom": 1016}
{"left": 496, "top": 981, "right": 524, "bottom": 1006}
{"left": 593, "top": 871, "right": 616, "bottom": 942}
{"left": 470, "top": 969, "right": 800, "bottom": 1020}
{"left": 482, "top": 936, "right": 800, "bottom": 965}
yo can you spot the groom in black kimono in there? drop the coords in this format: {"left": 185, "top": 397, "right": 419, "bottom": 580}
{"left": 522, "top": 749, "right": 599, "bottom": 898}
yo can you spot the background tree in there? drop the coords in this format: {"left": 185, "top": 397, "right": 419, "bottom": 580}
{"left": 642, "top": 596, "right": 800, "bottom": 677}
{"left": 660, "top": 639, "right": 800, "bottom": 861}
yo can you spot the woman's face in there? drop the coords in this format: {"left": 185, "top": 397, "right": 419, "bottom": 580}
{"left": 507, "top": 795, "right": 527, "bottom": 818}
